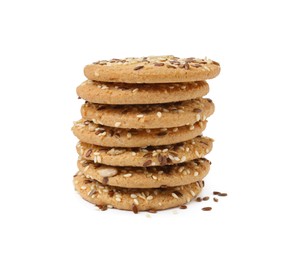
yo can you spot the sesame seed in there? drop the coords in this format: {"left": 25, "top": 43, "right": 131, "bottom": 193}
{"left": 131, "top": 194, "right": 137, "bottom": 199}
{"left": 186, "top": 147, "right": 190, "bottom": 152}
{"left": 80, "top": 185, "right": 87, "bottom": 190}
{"left": 196, "top": 114, "right": 201, "bottom": 121}
{"left": 115, "top": 197, "right": 121, "bottom": 202}
{"left": 172, "top": 193, "right": 179, "bottom": 199}
{"left": 189, "top": 125, "right": 195, "bottom": 130}
{"left": 127, "top": 132, "right": 132, "bottom": 139}
{"left": 146, "top": 129, "right": 151, "bottom": 133}
{"left": 152, "top": 175, "right": 158, "bottom": 180}
{"left": 114, "top": 122, "right": 121, "bottom": 127}
{"left": 173, "top": 127, "right": 178, "bottom": 132}
{"left": 178, "top": 166, "right": 184, "bottom": 173}
{"left": 88, "top": 189, "right": 96, "bottom": 196}
{"left": 123, "top": 173, "right": 132, "bottom": 178}
{"left": 133, "top": 199, "right": 139, "bottom": 205}
{"left": 136, "top": 114, "right": 144, "bottom": 118}
{"left": 83, "top": 165, "right": 90, "bottom": 173}
{"left": 190, "top": 190, "right": 196, "bottom": 196}
{"left": 156, "top": 112, "right": 162, "bottom": 118}
{"left": 146, "top": 195, "right": 153, "bottom": 201}
{"left": 194, "top": 171, "right": 199, "bottom": 176}
{"left": 132, "top": 88, "right": 139, "bottom": 93}
{"left": 180, "top": 156, "right": 186, "bottom": 162}
{"left": 97, "top": 156, "right": 102, "bottom": 163}
{"left": 131, "top": 152, "right": 136, "bottom": 156}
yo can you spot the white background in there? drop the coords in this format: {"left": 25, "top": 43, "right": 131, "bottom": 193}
{"left": 0, "top": 0, "right": 284, "bottom": 259}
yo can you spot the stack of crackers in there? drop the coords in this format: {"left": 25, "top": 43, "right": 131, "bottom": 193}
{"left": 72, "top": 56, "right": 220, "bottom": 213}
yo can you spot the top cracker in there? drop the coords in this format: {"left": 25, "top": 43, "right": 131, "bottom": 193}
{"left": 84, "top": 55, "right": 220, "bottom": 83}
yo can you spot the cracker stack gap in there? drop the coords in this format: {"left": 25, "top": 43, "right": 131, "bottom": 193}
{"left": 72, "top": 55, "right": 220, "bottom": 212}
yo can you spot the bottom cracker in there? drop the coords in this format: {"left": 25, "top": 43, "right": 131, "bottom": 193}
{"left": 73, "top": 172, "right": 203, "bottom": 211}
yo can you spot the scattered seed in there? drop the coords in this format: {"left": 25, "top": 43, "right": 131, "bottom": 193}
{"left": 114, "top": 122, "right": 121, "bottom": 127}
{"left": 219, "top": 193, "right": 228, "bottom": 197}
{"left": 85, "top": 149, "right": 92, "bottom": 157}
{"left": 202, "top": 207, "right": 212, "bottom": 211}
{"left": 213, "top": 197, "right": 219, "bottom": 202}
{"left": 213, "top": 191, "right": 221, "bottom": 195}
{"left": 148, "top": 209, "right": 157, "bottom": 213}
{"left": 180, "top": 205, "right": 187, "bottom": 209}
{"left": 196, "top": 197, "right": 202, "bottom": 202}
{"left": 203, "top": 196, "right": 209, "bottom": 201}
